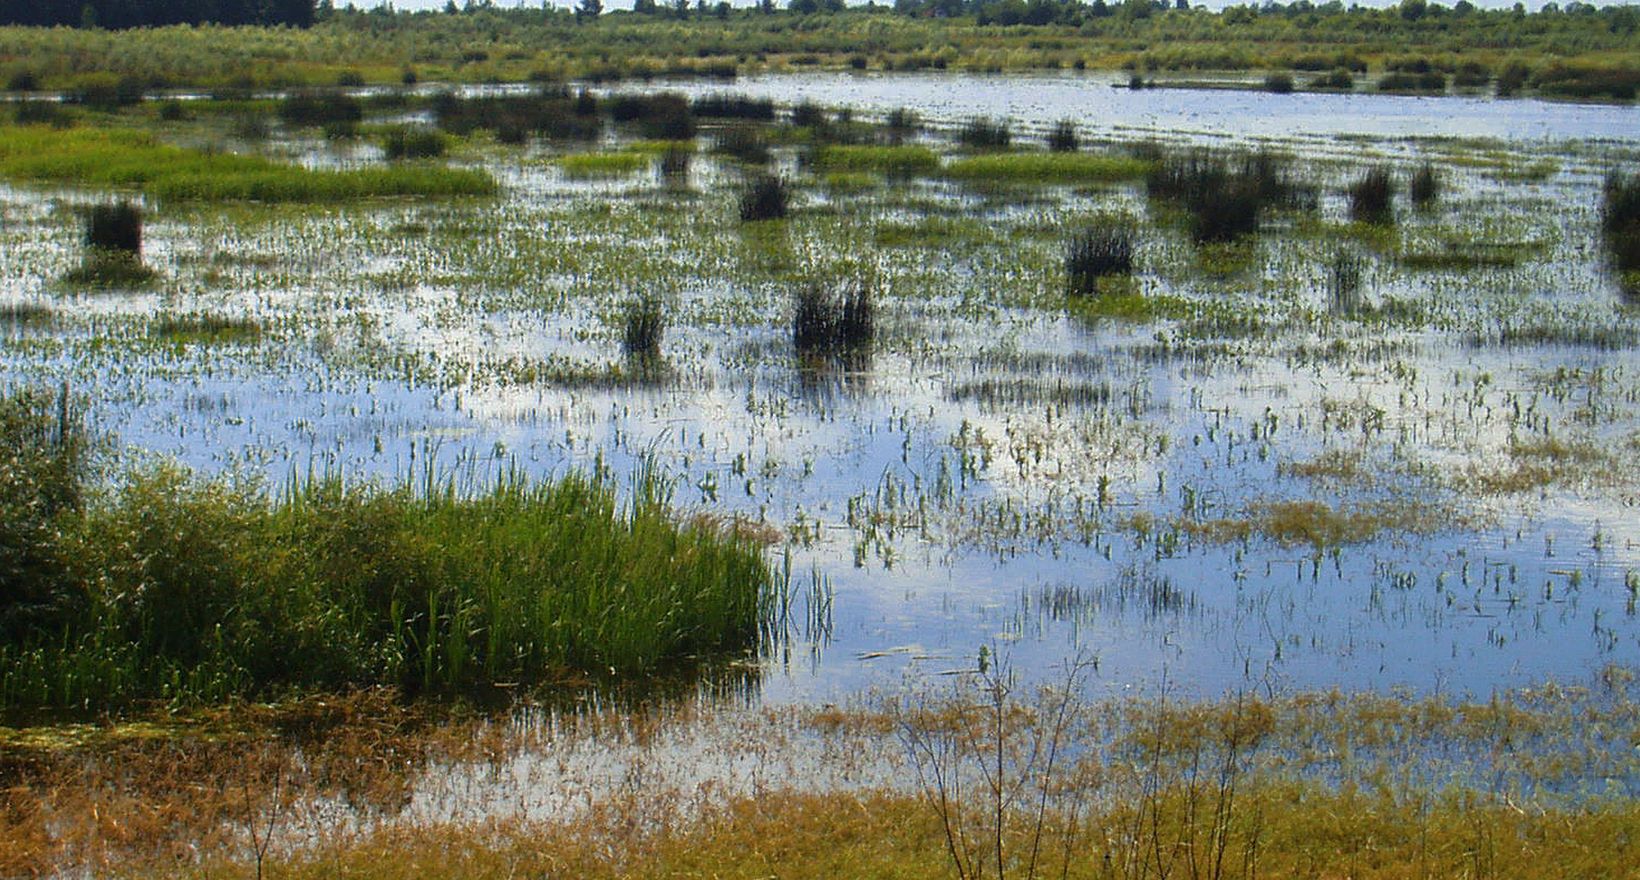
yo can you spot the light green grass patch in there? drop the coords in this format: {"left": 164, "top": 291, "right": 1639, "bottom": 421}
{"left": 811, "top": 145, "right": 939, "bottom": 176}
{"left": 0, "top": 126, "right": 497, "bottom": 201}
{"left": 557, "top": 151, "right": 652, "bottom": 177}
{"left": 944, "top": 152, "right": 1151, "bottom": 184}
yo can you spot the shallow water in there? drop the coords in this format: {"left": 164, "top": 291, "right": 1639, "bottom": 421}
{"left": 2, "top": 75, "right": 1637, "bottom": 707}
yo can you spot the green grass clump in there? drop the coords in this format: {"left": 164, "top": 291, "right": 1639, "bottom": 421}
{"left": 0, "top": 126, "right": 496, "bottom": 202}
{"left": 0, "top": 390, "right": 774, "bottom": 706}
{"left": 557, "top": 151, "right": 650, "bottom": 177}
{"left": 810, "top": 144, "right": 938, "bottom": 177}
{"left": 944, "top": 152, "right": 1150, "bottom": 185}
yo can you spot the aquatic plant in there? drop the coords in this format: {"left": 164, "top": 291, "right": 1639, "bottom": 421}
{"left": 1065, "top": 225, "right": 1135, "bottom": 297}
{"left": 85, "top": 201, "right": 142, "bottom": 256}
{"left": 944, "top": 152, "right": 1150, "bottom": 185}
{"left": 810, "top": 144, "right": 938, "bottom": 177}
{"left": 738, "top": 175, "right": 789, "bottom": 221}
{"left": 279, "top": 90, "right": 363, "bottom": 128}
{"left": 381, "top": 126, "right": 448, "bottom": 160}
{"left": 1264, "top": 71, "right": 1295, "bottom": 93}
{"left": 0, "top": 396, "right": 775, "bottom": 706}
{"left": 621, "top": 295, "right": 667, "bottom": 361}
{"left": 690, "top": 93, "right": 776, "bottom": 120}
{"left": 713, "top": 124, "right": 771, "bottom": 165}
{"left": 1409, "top": 161, "right": 1441, "bottom": 207}
{"left": 793, "top": 281, "right": 874, "bottom": 354}
{"left": 1327, "top": 250, "right": 1365, "bottom": 314}
{"left": 1046, "top": 119, "right": 1078, "bottom": 152}
{"left": 1349, "top": 166, "right": 1396, "bottom": 225}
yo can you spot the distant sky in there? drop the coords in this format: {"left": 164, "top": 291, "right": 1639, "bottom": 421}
{"left": 373, "top": 1, "right": 1635, "bottom": 11}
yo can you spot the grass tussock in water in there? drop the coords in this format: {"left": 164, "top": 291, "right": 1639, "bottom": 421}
{"left": 0, "top": 389, "right": 773, "bottom": 707}
{"left": 1064, "top": 224, "right": 1135, "bottom": 297}
{"left": 945, "top": 151, "right": 1150, "bottom": 185}
{"left": 793, "top": 281, "right": 874, "bottom": 355}
{"left": 1349, "top": 165, "right": 1397, "bottom": 225}
{"left": 739, "top": 174, "right": 789, "bottom": 221}
{"left": 810, "top": 144, "right": 938, "bottom": 177}
{"left": 0, "top": 126, "right": 496, "bottom": 201}
{"left": 557, "top": 150, "right": 650, "bottom": 177}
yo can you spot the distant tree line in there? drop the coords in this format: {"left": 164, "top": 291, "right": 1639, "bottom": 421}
{"left": 0, "top": 0, "right": 317, "bottom": 29}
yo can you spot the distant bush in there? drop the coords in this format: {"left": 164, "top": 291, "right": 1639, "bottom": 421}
{"left": 6, "top": 70, "right": 39, "bottom": 91}
{"left": 280, "top": 90, "right": 363, "bottom": 127}
{"left": 1309, "top": 68, "right": 1354, "bottom": 90}
{"left": 1065, "top": 225, "right": 1135, "bottom": 297}
{"left": 15, "top": 101, "right": 70, "bottom": 127}
{"left": 1495, "top": 60, "right": 1531, "bottom": 97}
{"left": 1377, "top": 71, "right": 1446, "bottom": 93}
{"left": 336, "top": 70, "right": 366, "bottom": 87}
{"left": 157, "top": 100, "right": 188, "bottom": 121}
{"left": 1047, "top": 119, "right": 1078, "bottom": 152}
{"left": 381, "top": 126, "right": 447, "bottom": 160}
{"left": 692, "top": 93, "right": 775, "bottom": 120}
{"left": 958, "top": 117, "right": 1011, "bottom": 150}
{"left": 66, "top": 73, "right": 145, "bottom": 109}
{"left": 793, "top": 281, "right": 874, "bottom": 354}
{"left": 436, "top": 91, "right": 602, "bottom": 141}
{"left": 739, "top": 175, "right": 789, "bottom": 221}
{"left": 1349, "top": 166, "right": 1396, "bottom": 225}
{"left": 1533, "top": 63, "right": 1640, "bottom": 101}
{"left": 611, "top": 92, "right": 695, "bottom": 139}
{"left": 1264, "top": 72, "right": 1294, "bottom": 94}
{"left": 1603, "top": 172, "right": 1640, "bottom": 285}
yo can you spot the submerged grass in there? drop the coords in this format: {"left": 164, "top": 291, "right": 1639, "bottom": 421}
{"left": 0, "top": 391, "right": 773, "bottom": 707}
{"left": 0, "top": 126, "right": 496, "bottom": 201}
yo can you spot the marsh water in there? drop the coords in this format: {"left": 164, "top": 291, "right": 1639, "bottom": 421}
{"left": 2, "top": 73, "right": 1637, "bottom": 706}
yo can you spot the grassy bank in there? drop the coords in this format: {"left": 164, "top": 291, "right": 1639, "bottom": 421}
{"left": 0, "top": 126, "right": 496, "bottom": 201}
{"left": 1, "top": 6, "right": 1637, "bottom": 100}
{"left": 0, "top": 388, "right": 773, "bottom": 706}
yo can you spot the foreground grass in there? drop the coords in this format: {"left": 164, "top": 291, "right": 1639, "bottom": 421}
{"left": 0, "top": 125, "right": 496, "bottom": 201}
{"left": 944, "top": 152, "right": 1151, "bottom": 185}
{"left": 3, "top": 677, "right": 1636, "bottom": 879}
{"left": 0, "top": 389, "right": 772, "bottom": 706}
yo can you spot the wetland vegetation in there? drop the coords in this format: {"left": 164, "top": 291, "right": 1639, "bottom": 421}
{"left": 1, "top": 9, "right": 1639, "bottom": 874}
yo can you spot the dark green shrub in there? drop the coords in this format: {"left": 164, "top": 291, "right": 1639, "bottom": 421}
{"left": 85, "top": 202, "right": 142, "bottom": 255}
{"left": 1066, "top": 226, "right": 1135, "bottom": 296}
{"left": 6, "top": 70, "right": 40, "bottom": 91}
{"left": 280, "top": 91, "right": 363, "bottom": 127}
{"left": 1264, "top": 72, "right": 1294, "bottom": 94}
{"left": 958, "top": 117, "right": 1010, "bottom": 150}
{"left": 1310, "top": 68, "right": 1354, "bottom": 90}
{"left": 1409, "top": 162, "right": 1440, "bottom": 207}
{"left": 0, "top": 386, "right": 89, "bottom": 643}
{"left": 1349, "top": 167, "right": 1396, "bottom": 225}
{"left": 381, "top": 126, "right": 448, "bottom": 160}
{"left": 739, "top": 175, "right": 788, "bottom": 221}
{"left": 793, "top": 281, "right": 874, "bottom": 354}
{"left": 1047, "top": 119, "right": 1078, "bottom": 153}
{"left": 1377, "top": 71, "right": 1446, "bottom": 92}
{"left": 692, "top": 93, "right": 775, "bottom": 120}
